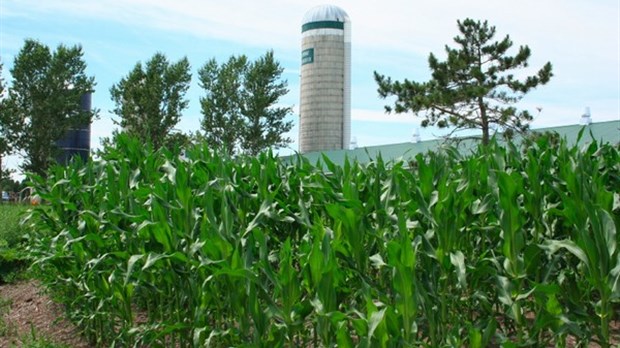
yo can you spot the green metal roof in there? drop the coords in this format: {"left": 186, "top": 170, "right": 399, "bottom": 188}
{"left": 285, "top": 120, "right": 620, "bottom": 167}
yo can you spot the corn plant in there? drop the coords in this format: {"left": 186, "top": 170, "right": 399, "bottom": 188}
{"left": 24, "top": 132, "right": 619, "bottom": 346}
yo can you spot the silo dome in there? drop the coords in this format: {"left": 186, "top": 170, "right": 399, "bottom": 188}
{"left": 302, "top": 5, "right": 350, "bottom": 26}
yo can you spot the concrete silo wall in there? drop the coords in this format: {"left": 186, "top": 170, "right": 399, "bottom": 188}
{"left": 299, "top": 4, "right": 351, "bottom": 153}
{"left": 300, "top": 33, "right": 346, "bottom": 152}
{"left": 343, "top": 36, "right": 351, "bottom": 151}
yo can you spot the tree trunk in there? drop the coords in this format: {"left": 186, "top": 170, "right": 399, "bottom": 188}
{"left": 0, "top": 154, "right": 3, "bottom": 198}
{"left": 481, "top": 119, "right": 489, "bottom": 145}
{"left": 478, "top": 98, "right": 489, "bottom": 145}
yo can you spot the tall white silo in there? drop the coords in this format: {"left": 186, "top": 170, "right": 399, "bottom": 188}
{"left": 299, "top": 5, "right": 351, "bottom": 153}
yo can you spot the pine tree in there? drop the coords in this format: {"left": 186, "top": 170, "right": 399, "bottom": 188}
{"left": 375, "top": 19, "right": 553, "bottom": 144}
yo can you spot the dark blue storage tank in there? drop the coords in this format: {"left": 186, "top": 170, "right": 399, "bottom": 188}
{"left": 56, "top": 93, "right": 92, "bottom": 164}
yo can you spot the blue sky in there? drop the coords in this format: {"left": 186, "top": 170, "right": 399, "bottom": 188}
{"left": 1, "top": 0, "right": 619, "bottom": 171}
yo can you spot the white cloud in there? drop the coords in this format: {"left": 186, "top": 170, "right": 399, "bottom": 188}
{"left": 6, "top": 0, "right": 617, "bottom": 59}
{"left": 5, "top": 0, "right": 617, "bottom": 96}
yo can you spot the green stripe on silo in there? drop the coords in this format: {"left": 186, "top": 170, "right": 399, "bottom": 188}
{"left": 302, "top": 21, "right": 344, "bottom": 32}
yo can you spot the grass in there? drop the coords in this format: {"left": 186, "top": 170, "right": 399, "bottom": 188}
{"left": 0, "top": 317, "right": 72, "bottom": 348}
{"left": 0, "top": 296, "right": 13, "bottom": 337}
{"left": 0, "top": 204, "right": 70, "bottom": 348}
{"left": 13, "top": 326, "right": 72, "bottom": 348}
{"left": 0, "top": 204, "right": 29, "bottom": 247}
{"left": 0, "top": 204, "right": 31, "bottom": 284}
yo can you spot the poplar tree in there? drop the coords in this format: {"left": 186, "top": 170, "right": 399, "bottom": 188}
{"left": 199, "top": 55, "right": 247, "bottom": 155}
{"left": 110, "top": 53, "right": 191, "bottom": 149}
{"left": 199, "top": 51, "right": 293, "bottom": 155}
{"left": 0, "top": 60, "right": 11, "bottom": 188}
{"left": 3, "top": 39, "right": 96, "bottom": 175}
{"left": 375, "top": 19, "right": 553, "bottom": 144}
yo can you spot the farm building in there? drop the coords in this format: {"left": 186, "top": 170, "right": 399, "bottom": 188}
{"left": 290, "top": 120, "right": 620, "bottom": 167}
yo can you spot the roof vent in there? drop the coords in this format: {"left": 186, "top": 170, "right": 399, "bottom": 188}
{"left": 412, "top": 128, "right": 421, "bottom": 143}
{"left": 580, "top": 107, "right": 592, "bottom": 125}
{"left": 350, "top": 136, "right": 358, "bottom": 149}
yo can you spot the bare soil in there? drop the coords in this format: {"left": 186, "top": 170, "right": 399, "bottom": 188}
{"left": 0, "top": 280, "right": 91, "bottom": 347}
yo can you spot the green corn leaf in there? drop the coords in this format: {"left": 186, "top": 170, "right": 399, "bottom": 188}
{"left": 450, "top": 250, "right": 467, "bottom": 288}
{"left": 610, "top": 255, "right": 620, "bottom": 300}
{"left": 151, "top": 224, "right": 172, "bottom": 251}
{"left": 471, "top": 194, "right": 493, "bottom": 215}
{"left": 142, "top": 252, "right": 168, "bottom": 271}
{"left": 514, "top": 287, "right": 536, "bottom": 301}
{"left": 598, "top": 209, "right": 617, "bottom": 257}
{"left": 497, "top": 276, "right": 513, "bottom": 306}
{"left": 337, "top": 322, "right": 354, "bottom": 348}
{"left": 545, "top": 294, "right": 562, "bottom": 316}
{"left": 161, "top": 160, "right": 176, "bottom": 181}
{"left": 352, "top": 317, "right": 368, "bottom": 337}
{"left": 540, "top": 239, "right": 589, "bottom": 266}
{"left": 308, "top": 231, "right": 323, "bottom": 287}
{"left": 169, "top": 251, "right": 188, "bottom": 263}
{"left": 469, "top": 327, "right": 482, "bottom": 348}
{"left": 368, "top": 307, "right": 386, "bottom": 341}
{"left": 129, "top": 168, "right": 141, "bottom": 188}
{"left": 244, "top": 199, "right": 274, "bottom": 236}
{"left": 310, "top": 297, "right": 324, "bottom": 315}
{"left": 125, "top": 254, "right": 144, "bottom": 286}
{"left": 576, "top": 125, "right": 586, "bottom": 143}
{"left": 481, "top": 318, "right": 497, "bottom": 347}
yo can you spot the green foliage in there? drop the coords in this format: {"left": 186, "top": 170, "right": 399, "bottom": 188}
{"left": 199, "top": 51, "right": 293, "bottom": 155}
{"left": 17, "top": 338, "right": 71, "bottom": 348}
{"left": 2, "top": 39, "right": 97, "bottom": 176}
{"left": 0, "top": 319, "right": 72, "bottom": 348}
{"left": 375, "top": 18, "right": 553, "bottom": 145}
{"left": 0, "top": 205, "right": 29, "bottom": 248}
{"left": 0, "top": 59, "right": 4, "bottom": 101}
{"left": 0, "top": 177, "right": 24, "bottom": 194}
{"left": 0, "top": 204, "right": 30, "bottom": 283}
{"left": 0, "top": 247, "right": 28, "bottom": 284}
{"left": 199, "top": 55, "right": 246, "bottom": 154}
{"left": 26, "top": 133, "right": 619, "bottom": 347}
{"left": 110, "top": 53, "right": 191, "bottom": 149}
{"left": 0, "top": 60, "right": 7, "bottom": 155}
{"left": 0, "top": 60, "right": 11, "bottom": 191}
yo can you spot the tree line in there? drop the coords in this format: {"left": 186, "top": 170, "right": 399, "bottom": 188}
{"left": 0, "top": 40, "right": 294, "bottom": 182}
{"left": 1, "top": 18, "right": 554, "bottom": 184}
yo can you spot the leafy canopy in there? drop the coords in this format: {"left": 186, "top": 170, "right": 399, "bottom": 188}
{"left": 375, "top": 19, "right": 553, "bottom": 144}
{"left": 0, "top": 61, "right": 6, "bottom": 153}
{"left": 0, "top": 60, "right": 11, "bottom": 185}
{"left": 0, "top": 61, "right": 8, "bottom": 155}
{"left": 2, "top": 39, "right": 97, "bottom": 175}
{"left": 110, "top": 53, "right": 191, "bottom": 149}
{"left": 199, "top": 51, "right": 293, "bottom": 155}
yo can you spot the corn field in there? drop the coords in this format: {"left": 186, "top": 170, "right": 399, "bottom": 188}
{"left": 25, "top": 132, "right": 619, "bottom": 347}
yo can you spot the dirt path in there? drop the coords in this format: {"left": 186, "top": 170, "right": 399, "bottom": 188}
{"left": 0, "top": 280, "right": 91, "bottom": 347}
